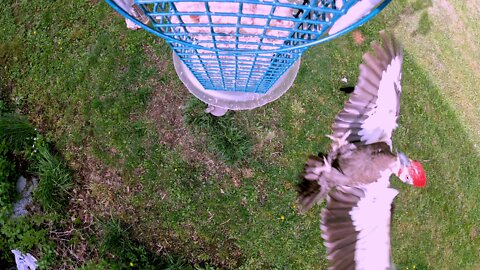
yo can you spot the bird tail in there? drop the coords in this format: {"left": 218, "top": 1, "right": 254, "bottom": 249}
{"left": 297, "top": 153, "right": 331, "bottom": 213}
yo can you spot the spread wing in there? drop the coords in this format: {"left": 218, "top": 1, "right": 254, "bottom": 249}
{"left": 332, "top": 31, "right": 403, "bottom": 148}
{"left": 321, "top": 180, "right": 398, "bottom": 270}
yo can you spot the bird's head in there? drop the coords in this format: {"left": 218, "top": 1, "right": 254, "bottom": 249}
{"left": 396, "top": 151, "right": 426, "bottom": 187}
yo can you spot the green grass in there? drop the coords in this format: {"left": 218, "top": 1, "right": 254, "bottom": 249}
{"left": 0, "top": 113, "right": 59, "bottom": 268}
{"left": 0, "top": 209, "right": 56, "bottom": 268}
{"left": 390, "top": 0, "right": 480, "bottom": 149}
{"left": 0, "top": 0, "right": 479, "bottom": 269}
{"left": 183, "top": 98, "right": 253, "bottom": 164}
{"left": 33, "top": 143, "right": 73, "bottom": 214}
{"left": 0, "top": 114, "right": 35, "bottom": 152}
{"left": 416, "top": 12, "right": 431, "bottom": 35}
{"left": 99, "top": 217, "right": 190, "bottom": 269}
{"left": 0, "top": 139, "right": 17, "bottom": 219}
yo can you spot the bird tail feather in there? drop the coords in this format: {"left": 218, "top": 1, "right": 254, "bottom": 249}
{"left": 297, "top": 153, "right": 331, "bottom": 213}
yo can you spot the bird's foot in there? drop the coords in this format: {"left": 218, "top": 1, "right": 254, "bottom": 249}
{"left": 321, "top": 156, "right": 332, "bottom": 174}
{"left": 326, "top": 130, "right": 351, "bottom": 152}
{"left": 304, "top": 156, "right": 332, "bottom": 177}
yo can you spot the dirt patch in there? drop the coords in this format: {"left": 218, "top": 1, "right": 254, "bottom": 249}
{"left": 471, "top": 226, "right": 479, "bottom": 240}
{"left": 47, "top": 144, "right": 144, "bottom": 268}
{"left": 143, "top": 44, "right": 243, "bottom": 185}
{"left": 351, "top": 30, "right": 365, "bottom": 45}
{"left": 250, "top": 122, "right": 285, "bottom": 163}
{"left": 142, "top": 43, "right": 193, "bottom": 148}
{"left": 128, "top": 208, "right": 244, "bottom": 268}
{"left": 42, "top": 169, "right": 101, "bottom": 268}
{"left": 145, "top": 79, "right": 238, "bottom": 182}
{"left": 47, "top": 187, "right": 98, "bottom": 268}
{"left": 145, "top": 80, "right": 187, "bottom": 147}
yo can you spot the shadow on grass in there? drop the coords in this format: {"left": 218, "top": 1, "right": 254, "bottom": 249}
{"left": 95, "top": 217, "right": 219, "bottom": 270}
{"left": 388, "top": 50, "right": 480, "bottom": 268}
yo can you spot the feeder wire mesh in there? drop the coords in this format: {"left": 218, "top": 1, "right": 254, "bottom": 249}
{"left": 106, "top": 0, "right": 391, "bottom": 93}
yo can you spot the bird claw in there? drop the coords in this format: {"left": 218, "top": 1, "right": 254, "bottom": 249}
{"left": 321, "top": 156, "right": 332, "bottom": 173}
{"left": 304, "top": 156, "right": 332, "bottom": 178}
{"left": 327, "top": 130, "right": 351, "bottom": 152}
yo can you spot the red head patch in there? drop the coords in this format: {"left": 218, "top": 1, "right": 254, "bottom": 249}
{"left": 409, "top": 160, "right": 426, "bottom": 187}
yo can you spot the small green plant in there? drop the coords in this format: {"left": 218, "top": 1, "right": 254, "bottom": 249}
{"left": 0, "top": 113, "right": 58, "bottom": 268}
{"left": 0, "top": 139, "right": 17, "bottom": 220}
{"left": 76, "top": 260, "right": 110, "bottom": 270}
{"left": 0, "top": 100, "right": 9, "bottom": 115}
{"left": 183, "top": 98, "right": 252, "bottom": 164}
{"left": 33, "top": 144, "right": 73, "bottom": 213}
{"left": 0, "top": 214, "right": 56, "bottom": 268}
{"left": 0, "top": 114, "right": 36, "bottom": 152}
{"left": 100, "top": 218, "right": 135, "bottom": 261}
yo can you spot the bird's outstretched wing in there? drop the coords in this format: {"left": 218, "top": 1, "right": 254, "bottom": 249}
{"left": 321, "top": 180, "right": 398, "bottom": 270}
{"left": 332, "top": 31, "right": 403, "bottom": 148}
{"left": 298, "top": 155, "right": 327, "bottom": 214}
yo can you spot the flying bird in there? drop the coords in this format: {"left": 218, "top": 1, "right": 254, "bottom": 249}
{"left": 297, "top": 31, "right": 426, "bottom": 270}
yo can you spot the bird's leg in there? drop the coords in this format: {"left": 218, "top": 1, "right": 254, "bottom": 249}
{"left": 316, "top": 175, "right": 330, "bottom": 200}
{"left": 304, "top": 156, "right": 332, "bottom": 176}
{"left": 321, "top": 156, "right": 332, "bottom": 174}
{"left": 326, "top": 130, "right": 352, "bottom": 152}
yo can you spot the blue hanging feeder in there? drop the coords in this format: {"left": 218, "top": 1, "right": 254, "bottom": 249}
{"left": 106, "top": 0, "right": 391, "bottom": 111}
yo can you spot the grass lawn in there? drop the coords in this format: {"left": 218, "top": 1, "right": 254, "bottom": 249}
{"left": 1, "top": 0, "right": 479, "bottom": 269}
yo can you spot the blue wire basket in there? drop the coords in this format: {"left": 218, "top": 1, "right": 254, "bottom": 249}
{"left": 106, "top": 0, "right": 391, "bottom": 94}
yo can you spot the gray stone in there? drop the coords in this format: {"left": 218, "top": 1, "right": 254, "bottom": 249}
{"left": 12, "top": 197, "right": 32, "bottom": 218}
{"left": 16, "top": 176, "right": 27, "bottom": 193}
{"left": 11, "top": 176, "right": 38, "bottom": 219}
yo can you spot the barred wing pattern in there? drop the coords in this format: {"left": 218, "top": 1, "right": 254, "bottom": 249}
{"left": 321, "top": 179, "right": 398, "bottom": 270}
{"left": 332, "top": 31, "right": 403, "bottom": 148}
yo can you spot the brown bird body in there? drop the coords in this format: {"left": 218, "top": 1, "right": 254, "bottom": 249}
{"left": 332, "top": 142, "right": 396, "bottom": 184}
{"left": 299, "top": 141, "right": 398, "bottom": 214}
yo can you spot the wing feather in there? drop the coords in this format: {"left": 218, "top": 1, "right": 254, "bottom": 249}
{"left": 359, "top": 63, "right": 381, "bottom": 83}
{"left": 372, "top": 42, "right": 391, "bottom": 65}
{"left": 362, "top": 53, "right": 383, "bottom": 76}
{"left": 321, "top": 179, "right": 398, "bottom": 270}
{"left": 357, "top": 75, "right": 381, "bottom": 96}
{"left": 332, "top": 31, "right": 403, "bottom": 148}
{"left": 336, "top": 111, "right": 369, "bottom": 123}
